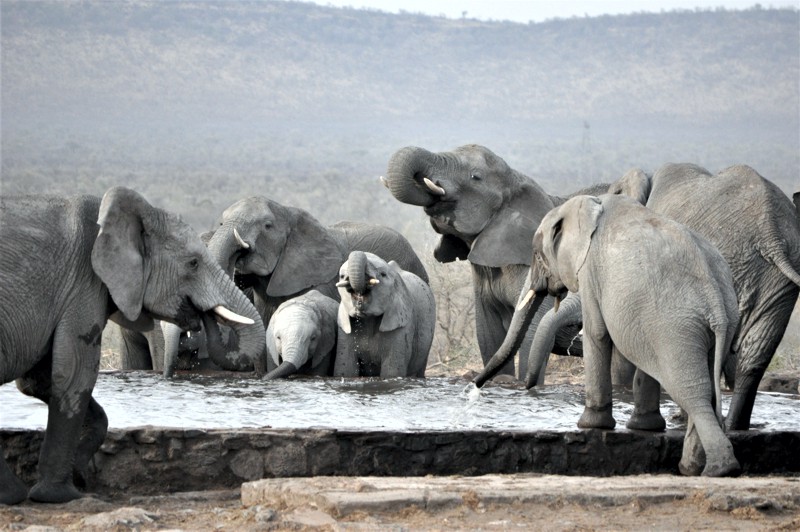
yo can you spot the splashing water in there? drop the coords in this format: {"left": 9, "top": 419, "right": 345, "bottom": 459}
{"left": 566, "top": 329, "right": 583, "bottom": 357}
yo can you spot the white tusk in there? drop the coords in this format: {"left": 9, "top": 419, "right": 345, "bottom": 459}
{"left": 336, "top": 280, "right": 349, "bottom": 288}
{"left": 423, "top": 177, "right": 446, "bottom": 196}
{"left": 214, "top": 305, "right": 255, "bottom": 325}
{"left": 234, "top": 227, "right": 250, "bottom": 249}
{"left": 380, "top": 175, "right": 389, "bottom": 188}
{"left": 553, "top": 296, "right": 561, "bottom": 313}
{"left": 516, "top": 289, "right": 534, "bottom": 311}
{"left": 368, "top": 278, "right": 380, "bottom": 286}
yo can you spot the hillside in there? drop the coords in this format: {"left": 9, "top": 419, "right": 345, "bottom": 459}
{"left": 1, "top": 0, "right": 798, "bottom": 234}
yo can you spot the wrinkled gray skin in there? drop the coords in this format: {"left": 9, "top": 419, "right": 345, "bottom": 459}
{"left": 475, "top": 194, "right": 741, "bottom": 477}
{"left": 0, "top": 187, "right": 263, "bottom": 505}
{"left": 335, "top": 251, "right": 435, "bottom": 378}
{"left": 383, "top": 144, "right": 599, "bottom": 379}
{"left": 609, "top": 164, "right": 800, "bottom": 431}
{"left": 265, "top": 290, "right": 339, "bottom": 379}
{"left": 160, "top": 196, "right": 428, "bottom": 378}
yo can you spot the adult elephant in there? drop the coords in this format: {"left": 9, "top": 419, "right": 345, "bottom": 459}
{"left": 160, "top": 196, "right": 429, "bottom": 377}
{"left": 383, "top": 144, "right": 602, "bottom": 379}
{"left": 0, "top": 187, "right": 263, "bottom": 505}
{"left": 473, "top": 193, "right": 741, "bottom": 477}
{"left": 607, "top": 164, "right": 800, "bottom": 431}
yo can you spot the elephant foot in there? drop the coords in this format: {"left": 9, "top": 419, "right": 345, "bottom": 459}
{"left": 701, "top": 458, "right": 741, "bottom": 478}
{"left": 28, "top": 480, "right": 84, "bottom": 503}
{"left": 0, "top": 476, "right": 28, "bottom": 505}
{"left": 577, "top": 405, "right": 616, "bottom": 430}
{"left": 678, "top": 457, "right": 704, "bottom": 477}
{"left": 626, "top": 410, "right": 666, "bottom": 432}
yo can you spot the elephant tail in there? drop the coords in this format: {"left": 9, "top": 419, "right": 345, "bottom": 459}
{"left": 768, "top": 249, "right": 800, "bottom": 287}
{"left": 712, "top": 321, "right": 735, "bottom": 425}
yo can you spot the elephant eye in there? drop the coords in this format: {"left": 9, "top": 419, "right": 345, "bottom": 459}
{"left": 470, "top": 173, "right": 481, "bottom": 180}
{"left": 187, "top": 258, "right": 199, "bottom": 271}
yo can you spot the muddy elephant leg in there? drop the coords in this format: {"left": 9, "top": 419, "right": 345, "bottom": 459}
{"left": 626, "top": 368, "right": 666, "bottom": 431}
{"left": 26, "top": 318, "right": 102, "bottom": 503}
{"left": 0, "top": 442, "right": 28, "bottom": 504}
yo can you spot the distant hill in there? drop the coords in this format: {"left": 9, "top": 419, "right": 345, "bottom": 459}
{"left": 1, "top": 0, "right": 798, "bottom": 231}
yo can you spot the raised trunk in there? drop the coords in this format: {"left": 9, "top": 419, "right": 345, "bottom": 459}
{"left": 349, "top": 250, "right": 368, "bottom": 294}
{"left": 206, "top": 225, "right": 242, "bottom": 278}
{"left": 385, "top": 147, "right": 442, "bottom": 206}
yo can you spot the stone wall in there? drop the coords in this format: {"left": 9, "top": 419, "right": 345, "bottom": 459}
{"left": 2, "top": 428, "right": 798, "bottom": 496}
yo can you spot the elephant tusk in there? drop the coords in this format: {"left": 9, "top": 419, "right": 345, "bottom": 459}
{"left": 213, "top": 305, "right": 255, "bottom": 325}
{"left": 516, "top": 289, "right": 534, "bottom": 311}
{"left": 380, "top": 175, "right": 389, "bottom": 189}
{"left": 553, "top": 296, "right": 561, "bottom": 313}
{"left": 234, "top": 227, "right": 250, "bottom": 249}
{"left": 336, "top": 280, "right": 349, "bottom": 288}
{"left": 368, "top": 278, "right": 380, "bottom": 286}
{"left": 423, "top": 177, "right": 446, "bottom": 196}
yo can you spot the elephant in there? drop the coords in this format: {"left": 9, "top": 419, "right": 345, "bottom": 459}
{"left": 382, "top": 144, "right": 610, "bottom": 379}
{"left": 608, "top": 164, "right": 800, "bottom": 431}
{"left": 0, "top": 187, "right": 264, "bottom": 505}
{"left": 158, "top": 196, "right": 429, "bottom": 378}
{"left": 474, "top": 193, "right": 741, "bottom": 477}
{"left": 335, "top": 251, "right": 435, "bottom": 378}
{"left": 264, "top": 290, "right": 339, "bottom": 379}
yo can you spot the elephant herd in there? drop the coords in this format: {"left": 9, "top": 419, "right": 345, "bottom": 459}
{"left": 1, "top": 144, "right": 799, "bottom": 504}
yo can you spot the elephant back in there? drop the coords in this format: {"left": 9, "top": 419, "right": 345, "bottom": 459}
{"left": 330, "top": 221, "right": 429, "bottom": 284}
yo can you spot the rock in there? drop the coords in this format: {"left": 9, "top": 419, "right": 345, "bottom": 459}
{"left": 283, "top": 508, "right": 337, "bottom": 527}
{"left": 81, "top": 507, "right": 158, "bottom": 529}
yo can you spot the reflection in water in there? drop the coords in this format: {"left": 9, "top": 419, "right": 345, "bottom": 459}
{"left": 1, "top": 371, "right": 799, "bottom": 432}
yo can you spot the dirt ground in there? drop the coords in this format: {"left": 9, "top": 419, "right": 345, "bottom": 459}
{"left": 2, "top": 475, "right": 800, "bottom": 531}
{"left": 3, "top": 365, "right": 798, "bottom": 531}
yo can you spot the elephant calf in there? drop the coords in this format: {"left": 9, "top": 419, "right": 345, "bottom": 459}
{"left": 264, "top": 290, "right": 339, "bottom": 379}
{"left": 475, "top": 193, "right": 741, "bottom": 477}
{"left": 335, "top": 251, "right": 435, "bottom": 378}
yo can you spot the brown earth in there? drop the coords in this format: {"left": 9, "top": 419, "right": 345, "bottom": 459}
{"left": 3, "top": 367, "right": 798, "bottom": 531}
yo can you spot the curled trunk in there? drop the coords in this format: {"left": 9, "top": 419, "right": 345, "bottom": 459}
{"left": 263, "top": 361, "right": 298, "bottom": 380}
{"left": 385, "top": 147, "right": 442, "bottom": 206}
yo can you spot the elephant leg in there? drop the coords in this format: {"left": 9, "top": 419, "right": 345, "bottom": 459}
{"left": 577, "top": 310, "right": 615, "bottom": 430}
{"left": 610, "top": 349, "right": 636, "bottom": 388}
{"left": 27, "top": 317, "right": 102, "bottom": 503}
{"left": 626, "top": 367, "right": 666, "bottom": 431}
{"left": 116, "top": 325, "right": 154, "bottom": 370}
{"left": 726, "top": 288, "right": 798, "bottom": 430}
{"left": 679, "top": 407, "right": 739, "bottom": 477}
{"left": 333, "top": 333, "right": 359, "bottom": 377}
{"left": 678, "top": 417, "right": 705, "bottom": 476}
{"left": 475, "top": 297, "right": 515, "bottom": 377}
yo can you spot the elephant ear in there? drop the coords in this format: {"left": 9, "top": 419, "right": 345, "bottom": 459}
{"left": 469, "top": 186, "right": 554, "bottom": 268}
{"left": 337, "top": 302, "right": 352, "bottom": 334}
{"left": 433, "top": 234, "right": 470, "bottom": 263}
{"left": 267, "top": 207, "right": 345, "bottom": 297}
{"left": 559, "top": 196, "right": 603, "bottom": 291}
{"left": 379, "top": 262, "right": 412, "bottom": 332}
{"left": 609, "top": 168, "right": 652, "bottom": 205}
{"left": 91, "top": 186, "right": 148, "bottom": 322}
{"left": 311, "top": 297, "right": 339, "bottom": 368}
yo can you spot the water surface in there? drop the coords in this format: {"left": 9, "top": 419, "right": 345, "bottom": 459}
{"left": 2, "top": 371, "right": 798, "bottom": 432}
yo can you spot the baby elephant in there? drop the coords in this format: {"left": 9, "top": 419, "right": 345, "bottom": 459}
{"left": 475, "top": 194, "right": 740, "bottom": 477}
{"left": 264, "top": 290, "right": 339, "bottom": 379}
{"left": 336, "top": 251, "right": 435, "bottom": 378}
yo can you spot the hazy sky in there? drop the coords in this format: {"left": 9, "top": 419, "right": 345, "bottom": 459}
{"left": 295, "top": 0, "right": 799, "bottom": 23}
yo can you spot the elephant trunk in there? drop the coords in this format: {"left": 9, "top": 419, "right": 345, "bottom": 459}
{"left": 385, "top": 146, "right": 443, "bottom": 206}
{"left": 162, "top": 321, "right": 182, "bottom": 378}
{"left": 206, "top": 223, "right": 244, "bottom": 278}
{"left": 263, "top": 361, "right": 298, "bottom": 380}
{"left": 348, "top": 250, "right": 368, "bottom": 294}
{"left": 473, "top": 289, "right": 546, "bottom": 388}
{"left": 202, "top": 270, "right": 267, "bottom": 375}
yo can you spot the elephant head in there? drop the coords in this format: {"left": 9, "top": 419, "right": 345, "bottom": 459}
{"left": 336, "top": 251, "right": 410, "bottom": 334}
{"left": 383, "top": 145, "right": 553, "bottom": 267}
{"left": 207, "top": 197, "right": 344, "bottom": 297}
{"left": 473, "top": 196, "right": 605, "bottom": 387}
{"left": 93, "top": 187, "right": 262, "bottom": 338}
{"left": 607, "top": 168, "right": 652, "bottom": 205}
{"left": 264, "top": 291, "right": 338, "bottom": 379}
